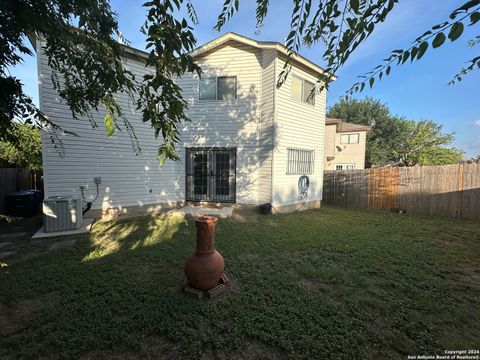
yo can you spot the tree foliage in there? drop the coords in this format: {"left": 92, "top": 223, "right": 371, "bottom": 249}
{"left": 347, "top": 0, "right": 480, "bottom": 94}
{"left": 1, "top": 0, "right": 478, "bottom": 162}
{"left": 1, "top": 0, "right": 199, "bottom": 163}
{"left": 0, "top": 123, "right": 42, "bottom": 169}
{"left": 328, "top": 97, "right": 464, "bottom": 167}
{"left": 216, "top": 0, "right": 480, "bottom": 92}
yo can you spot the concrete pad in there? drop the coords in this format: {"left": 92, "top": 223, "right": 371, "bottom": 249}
{"left": 49, "top": 239, "right": 76, "bottom": 252}
{"left": 31, "top": 218, "right": 94, "bottom": 239}
{"left": 172, "top": 206, "right": 233, "bottom": 218}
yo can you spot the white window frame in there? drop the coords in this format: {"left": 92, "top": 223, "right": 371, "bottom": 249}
{"left": 335, "top": 163, "right": 355, "bottom": 170}
{"left": 291, "top": 75, "right": 316, "bottom": 106}
{"left": 340, "top": 133, "right": 360, "bottom": 144}
{"left": 198, "top": 76, "right": 237, "bottom": 101}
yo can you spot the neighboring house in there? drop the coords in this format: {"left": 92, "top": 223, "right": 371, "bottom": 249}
{"left": 324, "top": 117, "right": 370, "bottom": 170}
{"left": 34, "top": 32, "right": 335, "bottom": 217}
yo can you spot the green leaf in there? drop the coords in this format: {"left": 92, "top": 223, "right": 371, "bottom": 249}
{"left": 386, "top": 66, "right": 391, "bottom": 75}
{"left": 432, "top": 22, "right": 449, "bottom": 30}
{"left": 410, "top": 46, "right": 418, "bottom": 61}
{"left": 470, "top": 12, "right": 480, "bottom": 25}
{"left": 432, "top": 32, "right": 446, "bottom": 48}
{"left": 350, "top": 0, "right": 360, "bottom": 13}
{"left": 401, "top": 51, "right": 410, "bottom": 64}
{"left": 104, "top": 114, "right": 114, "bottom": 137}
{"left": 448, "top": 22, "right": 464, "bottom": 41}
{"left": 416, "top": 41, "right": 428, "bottom": 60}
{"left": 454, "top": 0, "right": 480, "bottom": 13}
{"left": 415, "top": 30, "right": 432, "bottom": 42}
{"left": 369, "top": 77, "right": 375, "bottom": 88}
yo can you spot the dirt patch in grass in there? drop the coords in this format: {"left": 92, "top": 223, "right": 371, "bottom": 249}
{"left": 0, "top": 291, "right": 60, "bottom": 337}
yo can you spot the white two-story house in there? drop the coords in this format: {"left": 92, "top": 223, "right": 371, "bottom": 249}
{"left": 35, "top": 32, "right": 334, "bottom": 217}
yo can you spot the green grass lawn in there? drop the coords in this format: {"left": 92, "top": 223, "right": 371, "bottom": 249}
{"left": 1, "top": 207, "right": 479, "bottom": 359}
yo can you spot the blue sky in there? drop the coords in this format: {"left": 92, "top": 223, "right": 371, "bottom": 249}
{"left": 13, "top": 0, "right": 480, "bottom": 156}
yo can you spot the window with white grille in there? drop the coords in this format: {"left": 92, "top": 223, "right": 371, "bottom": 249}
{"left": 335, "top": 163, "right": 355, "bottom": 170}
{"left": 287, "top": 148, "right": 315, "bottom": 175}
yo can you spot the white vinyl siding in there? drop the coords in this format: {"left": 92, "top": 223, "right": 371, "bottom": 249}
{"left": 39, "top": 40, "right": 263, "bottom": 210}
{"left": 258, "top": 49, "right": 276, "bottom": 204}
{"left": 272, "top": 59, "right": 326, "bottom": 207}
{"left": 38, "top": 37, "right": 328, "bottom": 213}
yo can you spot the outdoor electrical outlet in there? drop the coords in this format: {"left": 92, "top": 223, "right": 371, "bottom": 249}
{"left": 94, "top": 177, "right": 102, "bottom": 185}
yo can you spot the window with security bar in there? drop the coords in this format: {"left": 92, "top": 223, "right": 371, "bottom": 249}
{"left": 287, "top": 148, "right": 315, "bottom": 175}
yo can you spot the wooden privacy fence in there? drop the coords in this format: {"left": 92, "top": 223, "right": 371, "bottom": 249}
{"left": 0, "top": 168, "right": 43, "bottom": 214}
{"left": 323, "top": 163, "right": 480, "bottom": 220}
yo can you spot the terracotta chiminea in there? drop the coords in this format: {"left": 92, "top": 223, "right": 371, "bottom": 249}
{"left": 184, "top": 216, "right": 226, "bottom": 295}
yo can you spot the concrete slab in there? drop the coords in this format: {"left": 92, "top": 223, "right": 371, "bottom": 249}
{"left": 31, "top": 218, "right": 94, "bottom": 239}
{"left": 172, "top": 206, "right": 233, "bottom": 218}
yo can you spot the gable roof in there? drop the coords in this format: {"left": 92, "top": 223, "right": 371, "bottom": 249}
{"left": 30, "top": 30, "right": 335, "bottom": 80}
{"left": 189, "top": 32, "right": 335, "bottom": 80}
{"left": 326, "top": 117, "right": 371, "bottom": 132}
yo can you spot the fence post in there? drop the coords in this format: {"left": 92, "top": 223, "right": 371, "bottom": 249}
{"left": 456, "top": 163, "right": 464, "bottom": 219}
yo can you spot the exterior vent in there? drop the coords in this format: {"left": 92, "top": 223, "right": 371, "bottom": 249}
{"left": 43, "top": 196, "right": 83, "bottom": 232}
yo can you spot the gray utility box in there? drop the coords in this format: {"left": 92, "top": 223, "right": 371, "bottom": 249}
{"left": 43, "top": 196, "right": 83, "bottom": 232}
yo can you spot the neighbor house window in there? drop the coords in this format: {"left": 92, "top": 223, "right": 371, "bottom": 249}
{"left": 199, "top": 76, "right": 237, "bottom": 100}
{"left": 291, "top": 75, "right": 315, "bottom": 105}
{"left": 335, "top": 164, "right": 355, "bottom": 170}
{"left": 287, "top": 148, "right": 315, "bottom": 175}
{"left": 340, "top": 133, "right": 359, "bottom": 144}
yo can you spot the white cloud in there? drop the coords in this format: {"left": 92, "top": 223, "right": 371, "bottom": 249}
{"left": 475, "top": 119, "right": 480, "bottom": 127}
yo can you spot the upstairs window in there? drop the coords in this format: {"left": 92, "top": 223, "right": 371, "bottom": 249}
{"left": 335, "top": 164, "right": 355, "bottom": 170}
{"left": 291, "top": 75, "right": 315, "bottom": 105}
{"left": 340, "top": 133, "right": 360, "bottom": 144}
{"left": 287, "top": 148, "right": 315, "bottom": 175}
{"left": 199, "top": 76, "right": 237, "bottom": 100}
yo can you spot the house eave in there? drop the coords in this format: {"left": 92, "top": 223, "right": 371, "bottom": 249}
{"left": 28, "top": 30, "right": 336, "bottom": 81}
{"left": 188, "top": 32, "right": 336, "bottom": 81}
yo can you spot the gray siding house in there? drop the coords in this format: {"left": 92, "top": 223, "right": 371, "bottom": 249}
{"left": 35, "top": 32, "right": 333, "bottom": 218}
